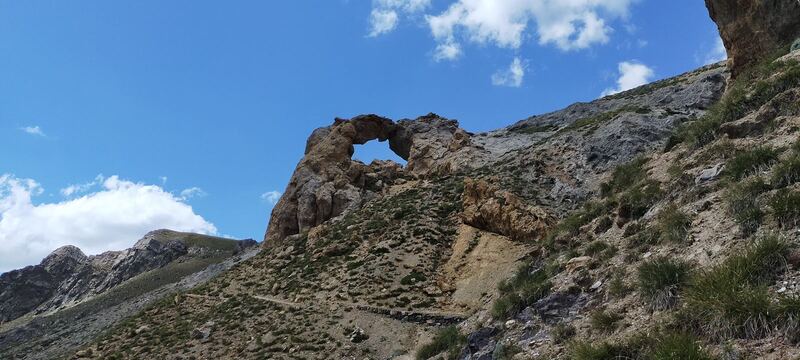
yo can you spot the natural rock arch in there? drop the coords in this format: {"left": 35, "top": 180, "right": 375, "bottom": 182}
{"left": 264, "top": 114, "right": 488, "bottom": 245}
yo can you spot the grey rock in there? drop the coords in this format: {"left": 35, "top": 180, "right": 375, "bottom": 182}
{"left": 695, "top": 163, "right": 725, "bottom": 184}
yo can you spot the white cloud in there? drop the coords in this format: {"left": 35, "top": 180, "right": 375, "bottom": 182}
{"left": 433, "top": 40, "right": 463, "bottom": 61}
{"left": 491, "top": 57, "right": 526, "bottom": 87}
{"left": 60, "top": 175, "right": 105, "bottom": 197}
{"left": 703, "top": 37, "right": 727, "bottom": 65}
{"left": 20, "top": 126, "right": 46, "bottom": 137}
{"left": 368, "top": 0, "right": 432, "bottom": 37}
{"left": 179, "top": 187, "right": 207, "bottom": 200}
{"left": 424, "top": 0, "right": 635, "bottom": 61}
{"left": 0, "top": 174, "right": 216, "bottom": 273}
{"left": 601, "top": 60, "right": 654, "bottom": 97}
{"left": 369, "top": 9, "right": 400, "bottom": 37}
{"left": 261, "top": 190, "right": 282, "bottom": 205}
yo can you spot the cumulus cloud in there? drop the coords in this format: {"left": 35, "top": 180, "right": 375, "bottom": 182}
{"left": 20, "top": 126, "right": 46, "bottom": 137}
{"left": 703, "top": 37, "right": 727, "bottom": 65}
{"left": 424, "top": 0, "right": 635, "bottom": 61}
{"left": 601, "top": 60, "right": 654, "bottom": 97}
{"left": 491, "top": 57, "right": 526, "bottom": 87}
{"left": 368, "top": 0, "right": 432, "bottom": 37}
{"left": 261, "top": 191, "right": 282, "bottom": 205}
{"left": 0, "top": 174, "right": 217, "bottom": 273}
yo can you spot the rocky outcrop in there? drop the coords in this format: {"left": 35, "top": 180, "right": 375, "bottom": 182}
{"left": 461, "top": 178, "right": 555, "bottom": 242}
{"left": 264, "top": 113, "right": 488, "bottom": 245}
{"left": 0, "top": 230, "right": 253, "bottom": 324}
{"left": 705, "top": 0, "right": 800, "bottom": 76}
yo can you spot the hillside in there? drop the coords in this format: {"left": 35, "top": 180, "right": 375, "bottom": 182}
{"left": 4, "top": 1, "right": 799, "bottom": 359}
{"left": 0, "top": 230, "right": 256, "bottom": 360}
{"left": 61, "top": 60, "right": 744, "bottom": 359}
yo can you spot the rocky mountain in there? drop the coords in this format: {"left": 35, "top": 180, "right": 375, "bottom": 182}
{"left": 0, "top": 230, "right": 257, "bottom": 359}
{"left": 2, "top": 2, "right": 798, "bottom": 360}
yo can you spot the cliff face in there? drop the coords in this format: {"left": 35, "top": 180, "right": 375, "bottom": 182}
{"left": 705, "top": 0, "right": 800, "bottom": 75}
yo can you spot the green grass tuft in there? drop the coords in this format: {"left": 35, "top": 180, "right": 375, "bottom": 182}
{"left": 492, "top": 265, "right": 552, "bottom": 319}
{"left": 726, "top": 147, "right": 779, "bottom": 180}
{"left": 416, "top": 326, "right": 466, "bottom": 360}
{"left": 638, "top": 257, "right": 691, "bottom": 310}
{"left": 657, "top": 204, "right": 692, "bottom": 243}
{"left": 768, "top": 189, "right": 800, "bottom": 228}
{"left": 771, "top": 154, "right": 800, "bottom": 188}
{"left": 683, "top": 235, "right": 788, "bottom": 339}
{"left": 590, "top": 310, "right": 623, "bottom": 332}
{"left": 725, "top": 178, "right": 769, "bottom": 235}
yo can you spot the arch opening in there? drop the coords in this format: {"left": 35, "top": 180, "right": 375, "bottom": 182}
{"left": 352, "top": 139, "right": 407, "bottom": 166}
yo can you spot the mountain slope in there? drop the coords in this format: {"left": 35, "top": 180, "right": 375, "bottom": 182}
{"left": 0, "top": 230, "right": 256, "bottom": 360}
{"left": 65, "top": 62, "right": 734, "bottom": 359}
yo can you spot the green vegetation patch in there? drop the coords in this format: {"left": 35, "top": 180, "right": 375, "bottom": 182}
{"left": 724, "top": 178, "right": 769, "bottom": 235}
{"left": 491, "top": 264, "right": 553, "bottom": 319}
{"left": 560, "top": 106, "right": 651, "bottom": 134}
{"left": 769, "top": 188, "right": 800, "bottom": 228}
{"left": 726, "top": 147, "right": 779, "bottom": 181}
{"left": 671, "top": 56, "right": 800, "bottom": 148}
{"left": 683, "top": 235, "right": 788, "bottom": 340}
{"left": 569, "top": 331, "right": 713, "bottom": 360}
{"left": 656, "top": 204, "right": 692, "bottom": 243}
{"left": 416, "top": 326, "right": 466, "bottom": 360}
{"left": 638, "top": 257, "right": 692, "bottom": 310}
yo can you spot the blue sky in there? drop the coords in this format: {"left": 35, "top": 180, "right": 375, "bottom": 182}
{"left": 0, "top": 0, "right": 724, "bottom": 271}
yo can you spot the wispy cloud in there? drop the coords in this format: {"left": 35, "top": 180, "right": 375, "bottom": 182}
{"left": 491, "top": 57, "right": 526, "bottom": 87}
{"left": 261, "top": 190, "right": 282, "bottom": 205}
{"left": 601, "top": 60, "right": 654, "bottom": 97}
{"left": 368, "top": 0, "right": 431, "bottom": 37}
{"left": 20, "top": 126, "right": 46, "bottom": 137}
{"left": 179, "top": 187, "right": 207, "bottom": 200}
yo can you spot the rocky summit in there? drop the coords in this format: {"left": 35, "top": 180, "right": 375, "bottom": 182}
{"left": 2, "top": 3, "right": 800, "bottom": 360}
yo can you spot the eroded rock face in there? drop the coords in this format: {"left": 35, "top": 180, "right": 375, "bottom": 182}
{"left": 461, "top": 178, "right": 555, "bottom": 242}
{"left": 264, "top": 113, "right": 487, "bottom": 245}
{"left": 705, "top": 0, "right": 800, "bottom": 76}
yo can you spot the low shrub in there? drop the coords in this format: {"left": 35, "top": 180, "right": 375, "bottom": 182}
{"left": 768, "top": 189, "right": 800, "bottom": 228}
{"left": 638, "top": 258, "right": 692, "bottom": 310}
{"left": 590, "top": 310, "right": 623, "bottom": 332}
{"left": 657, "top": 204, "right": 692, "bottom": 243}
{"left": 569, "top": 341, "right": 639, "bottom": 360}
{"left": 569, "top": 331, "right": 712, "bottom": 360}
{"left": 617, "top": 179, "right": 662, "bottom": 219}
{"left": 772, "top": 154, "right": 800, "bottom": 188}
{"left": 726, "top": 147, "right": 778, "bottom": 180}
{"left": 600, "top": 157, "right": 649, "bottom": 197}
{"left": 649, "top": 332, "right": 712, "bottom": 360}
{"left": 492, "top": 265, "right": 552, "bottom": 319}
{"left": 683, "top": 235, "right": 788, "bottom": 339}
{"left": 416, "top": 326, "right": 466, "bottom": 360}
{"left": 725, "top": 178, "right": 769, "bottom": 235}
